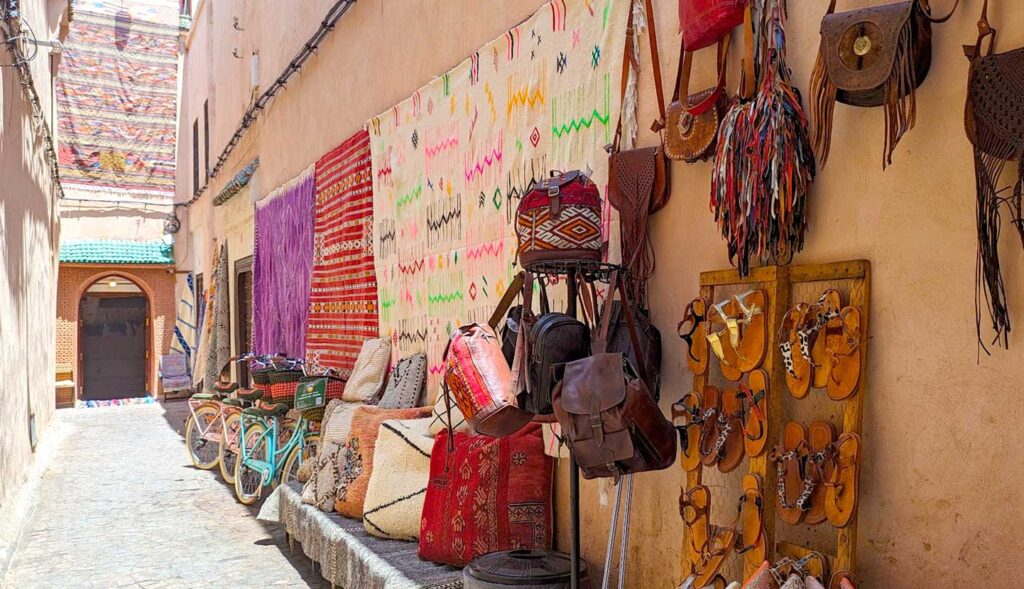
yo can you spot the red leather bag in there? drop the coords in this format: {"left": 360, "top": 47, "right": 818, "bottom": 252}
{"left": 679, "top": 0, "right": 747, "bottom": 51}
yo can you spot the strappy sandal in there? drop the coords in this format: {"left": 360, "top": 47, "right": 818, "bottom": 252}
{"left": 707, "top": 300, "right": 743, "bottom": 382}
{"left": 737, "top": 474, "right": 766, "bottom": 569}
{"left": 804, "top": 421, "right": 836, "bottom": 525}
{"left": 716, "top": 389, "right": 746, "bottom": 473}
{"left": 680, "top": 485, "right": 712, "bottom": 574}
{"left": 826, "top": 306, "right": 862, "bottom": 400}
{"left": 711, "top": 299, "right": 741, "bottom": 348}
{"left": 698, "top": 387, "right": 722, "bottom": 468}
{"left": 795, "top": 551, "right": 829, "bottom": 587}
{"left": 801, "top": 289, "right": 842, "bottom": 389}
{"left": 741, "top": 370, "right": 769, "bottom": 458}
{"left": 694, "top": 525, "right": 737, "bottom": 588}
{"left": 825, "top": 432, "right": 861, "bottom": 528}
{"left": 734, "top": 290, "right": 768, "bottom": 372}
{"left": 828, "top": 571, "right": 859, "bottom": 589}
{"left": 679, "top": 298, "right": 710, "bottom": 376}
{"left": 770, "top": 422, "right": 807, "bottom": 525}
{"left": 780, "top": 304, "right": 812, "bottom": 398}
{"left": 672, "top": 391, "right": 704, "bottom": 472}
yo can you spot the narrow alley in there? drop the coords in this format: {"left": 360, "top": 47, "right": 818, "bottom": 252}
{"left": 4, "top": 403, "right": 328, "bottom": 589}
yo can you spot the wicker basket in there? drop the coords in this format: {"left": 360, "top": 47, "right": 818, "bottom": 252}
{"left": 251, "top": 368, "right": 272, "bottom": 397}
{"left": 297, "top": 376, "right": 346, "bottom": 422}
{"left": 267, "top": 369, "right": 304, "bottom": 407}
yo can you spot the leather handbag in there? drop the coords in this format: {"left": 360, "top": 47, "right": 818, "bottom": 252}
{"left": 665, "top": 36, "right": 731, "bottom": 163}
{"left": 515, "top": 171, "right": 603, "bottom": 267}
{"left": 678, "top": 0, "right": 747, "bottom": 52}
{"left": 442, "top": 273, "right": 532, "bottom": 438}
{"left": 963, "top": 0, "right": 1024, "bottom": 351}
{"left": 809, "top": 0, "right": 959, "bottom": 167}
{"left": 551, "top": 273, "right": 676, "bottom": 479}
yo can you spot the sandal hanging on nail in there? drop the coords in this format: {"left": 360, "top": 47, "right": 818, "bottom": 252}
{"left": 672, "top": 391, "right": 704, "bottom": 472}
{"left": 741, "top": 370, "right": 769, "bottom": 458}
{"left": 826, "top": 306, "right": 862, "bottom": 400}
{"left": 694, "top": 525, "right": 737, "bottom": 588}
{"left": 803, "top": 289, "right": 842, "bottom": 389}
{"left": 698, "top": 386, "right": 722, "bottom": 468}
{"left": 707, "top": 299, "right": 743, "bottom": 381}
{"left": 780, "top": 304, "right": 812, "bottom": 398}
{"left": 804, "top": 421, "right": 836, "bottom": 525}
{"left": 771, "top": 422, "right": 807, "bottom": 525}
{"left": 680, "top": 485, "right": 712, "bottom": 574}
{"left": 797, "top": 551, "right": 829, "bottom": 588}
{"left": 734, "top": 289, "right": 768, "bottom": 372}
{"left": 737, "top": 474, "right": 766, "bottom": 569}
{"left": 716, "top": 389, "right": 746, "bottom": 473}
{"left": 825, "top": 432, "right": 861, "bottom": 528}
{"left": 679, "top": 298, "right": 710, "bottom": 375}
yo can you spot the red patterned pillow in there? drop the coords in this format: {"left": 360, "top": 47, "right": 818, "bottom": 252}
{"left": 418, "top": 423, "right": 552, "bottom": 567}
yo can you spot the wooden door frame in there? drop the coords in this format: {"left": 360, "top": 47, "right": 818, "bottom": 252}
{"left": 75, "top": 271, "right": 154, "bottom": 401}
{"left": 234, "top": 256, "right": 253, "bottom": 386}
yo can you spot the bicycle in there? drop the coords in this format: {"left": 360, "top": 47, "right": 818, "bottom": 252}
{"left": 233, "top": 358, "right": 321, "bottom": 505}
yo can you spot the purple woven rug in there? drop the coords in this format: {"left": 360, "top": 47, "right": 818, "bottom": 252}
{"left": 253, "top": 166, "right": 316, "bottom": 357}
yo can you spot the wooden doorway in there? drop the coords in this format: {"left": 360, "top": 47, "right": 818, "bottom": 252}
{"left": 79, "top": 276, "right": 150, "bottom": 400}
{"left": 234, "top": 257, "right": 253, "bottom": 386}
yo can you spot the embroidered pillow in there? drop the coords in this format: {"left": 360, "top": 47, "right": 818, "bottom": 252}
{"left": 377, "top": 353, "right": 427, "bottom": 409}
{"left": 362, "top": 418, "right": 434, "bottom": 540}
{"left": 418, "top": 423, "right": 553, "bottom": 567}
{"left": 301, "top": 441, "right": 344, "bottom": 511}
{"left": 333, "top": 405, "right": 432, "bottom": 519}
{"left": 320, "top": 400, "right": 361, "bottom": 445}
{"left": 342, "top": 339, "right": 392, "bottom": 402}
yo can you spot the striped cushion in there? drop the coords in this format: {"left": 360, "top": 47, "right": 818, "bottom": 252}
{"left": 362, "top": 418, "right": 434, "bottom": 540}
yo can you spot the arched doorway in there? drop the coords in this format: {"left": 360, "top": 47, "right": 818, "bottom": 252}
{"left": 78, "top": 275, "right": 151, "bottom": 401}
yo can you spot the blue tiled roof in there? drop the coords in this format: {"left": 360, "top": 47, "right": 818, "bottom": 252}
{"left": 59, "top": 239, "right": 174, "bottom": 265}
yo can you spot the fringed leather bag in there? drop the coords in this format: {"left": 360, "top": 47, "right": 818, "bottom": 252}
{"left": 809, "top": 0, "right": 959, "bottom": 168}
{"left": 665, "top": 36, "right": 731, "bottom": 163}
{"left": 963, "top": 0, "right": 1024, "bottom": 351}
{"left": 710, "top": 2, "right": 816, "bottom": 277}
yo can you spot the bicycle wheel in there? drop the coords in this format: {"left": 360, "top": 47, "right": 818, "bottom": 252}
{"left": 280, "top": 433, "right": 320, "bottom": 487}
{"left": 184, "top": 404, "right": 221, "bottom": 470}
{"left": 234, "top": 420, "right": 269, "bottom": 505}
{"left": 218, "top": 411, "right": 242, "bottom": 484}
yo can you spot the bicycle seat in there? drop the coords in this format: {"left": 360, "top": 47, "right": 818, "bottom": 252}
{"left": 243, "top": 403, "right": 290, "bottom": 418}
{"left": 213, "top": 382, "right": 239, "bottom": 394}
{"left": 191, "top": 392, "right": 220, "bottom": 402}
{"left": 222, "top": 398, "right": 243, "bottom": 407}
{"left": 236, "top": 389, "right": 263, "bottom": 401}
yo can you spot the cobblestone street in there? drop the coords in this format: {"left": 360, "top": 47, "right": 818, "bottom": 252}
{"left": 3, "top": 401, "right": 328, "bottom": 589}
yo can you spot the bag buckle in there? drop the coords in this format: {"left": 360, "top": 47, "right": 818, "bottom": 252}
{"left": 589, "top": 414, "right": 604, "bottom": 445}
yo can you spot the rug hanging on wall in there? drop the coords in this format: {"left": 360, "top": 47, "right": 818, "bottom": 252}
{"left": 170, "top": 273, "right": 197, "bottom": 371}
{"left": 305, "top": 130, "right": 379, "bottom": 377}
{"left": 55, "top": 0, "right": 179, "bottom": 203}
{"left": 202, "top": 244, "right": 231, "bottom": 391}
{"left": 253, "top": 166, "right": 316, "bottom": 358}
{"left": 369, "top": 0, "right": 631, "bottom": 397}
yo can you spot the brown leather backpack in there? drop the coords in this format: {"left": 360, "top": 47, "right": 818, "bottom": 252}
{"left": 963, "top": 0, "right": 1024, "bottom": 351}
{"left": 552, "top": 274, "right": 676, "bottom": 479}
{"left": 809, "top": 0, "right": 959, "bottom": 167}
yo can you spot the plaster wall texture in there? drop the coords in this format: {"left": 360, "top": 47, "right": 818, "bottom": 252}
{"left": 176, "top": 1, "right": 1024, "bottom": 586}
{"left": 0, "top": 0, "right": 67, "bottom": 510}
{"left": 55, "top": 265, "right": 178, "bottom": 398}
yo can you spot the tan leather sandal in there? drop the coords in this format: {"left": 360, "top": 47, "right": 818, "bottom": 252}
{"left": 802, "top": 289, "right": 842, "bottom": 389}
{"left": 680, "top": 485, "right": 712, "bottom": 575}
{"left": 742, "top": 370, "right": 769, "bottom": 458}
{"left": 679, "top": 298, "right": 710, "bottom": 376}
{"left": 707, "top": 299, "right": 743, "bottom": 381}
{"left": 698, "top": 386, "right": 723, "bottom": 468}
{"left": 780, "top": 304, "right": 812, "bottom": 398}
{"left": 737, "top": 474, "right": 766, "bottom": 569}
{"left": 734, "top": 289, "right": 768, "bottom": 372}
{"left": 771, "top": 422, "right": 807, "bottom": 525}
{"left": 824, "top": 432, "right": 861, "bottom": 527}
{"left": 716, "top": 389, "right": 746, "bottom": 473}
{"left": 804, "top": 421, "right": 836, "bottom": 525}
{"left": 673, "top": 391, "right": 704, "bottom": 472}
{"left": 694, "top": 525, "right": 737, "bottom": 588}
{"left": 826, "top": 306, "right": 862, "bottom": 400}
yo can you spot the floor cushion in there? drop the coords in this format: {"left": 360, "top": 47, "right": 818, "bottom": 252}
{"left": 377, "top": 353, "right": 427, "bottom": 409}
{"left": 342, "top": 338, "right": 392, "bottom": 402}
{"left": 362, "top": 418, "right": 434, "bottom": 540}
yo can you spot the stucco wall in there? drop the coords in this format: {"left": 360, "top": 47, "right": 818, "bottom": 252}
{"left": 176, "top": 1, "right": 1024, "bottom": 586}
{"left": 0, "top": 0, "right": 66, "bottom": 509}
{"left": 55, "top": 265, "right": 178, "bottom": 399}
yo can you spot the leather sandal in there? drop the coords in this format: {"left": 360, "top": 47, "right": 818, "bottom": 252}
{"left": 680, "top": 485, "right": 712, "bottom": 574}
{"left": 737, "top": 474, "right": 766, "bottom": 569}
{"left": 673, "top": 391, "right": 704, "bottom": 472}
{"left": 716, "top": 389, "right": 746, "bottom": 473}
{"left": 826, "top": 306, "right": 862, "bottom": 400}
{"left": 707, "top": 299, "right": 743, "bottom": 381}
{"left": 825, "top": 432, "right": 861, "bottom": 527}
{"left": 802, "top": 289, "right": 842, "bottom": 389}
{"left": 796, "top": 551, "right": 829, "bottom": 587}
{"left": 698, "top": 387, "right": 722, "bottom": 467}
{"left": 828, "top": 571, "right": 859, "bottom": 589}
{"left": 694, "top": 525, "right": 737, "bottom": 588}
{"left": 734, "top": 289, "right": 768, "bottom": 372}
{"left": 804, "top": 421, "right": 836, "bottom": 525}
{"left": 780, "top": 304, "right": 812, "bottom": 398}
{"left": 711, "top": 299, "right": 741, "bottom": 348}
{"left": 679, "top": 298, "right": 710, "bottom": 375}
{"left": 741, "top": 370, "right": 769, "bottom": 458}
{"left": 771, "top": 422, "right": 807, "bottom": 525}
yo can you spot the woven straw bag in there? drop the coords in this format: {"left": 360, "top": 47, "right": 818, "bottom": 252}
{"left": 342, "top": 339, "right": 392, "bottom": 402}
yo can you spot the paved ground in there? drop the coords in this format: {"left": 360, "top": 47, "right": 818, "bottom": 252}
{"left": 3, "top": 400, "right": 329, "bottom": 589}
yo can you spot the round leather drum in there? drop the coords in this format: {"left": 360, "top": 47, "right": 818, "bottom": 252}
{"left": 463, "top": 550, "right": 591, "bottom": 589}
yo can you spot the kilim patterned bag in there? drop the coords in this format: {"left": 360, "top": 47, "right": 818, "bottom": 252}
{"left": 963, "top": 0, "right": 1024, "bottom": 351}
{"left": 515, "top": 171, "right": 603, "bottom": 267}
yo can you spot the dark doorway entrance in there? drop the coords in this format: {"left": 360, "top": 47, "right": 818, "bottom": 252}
{"left": 235, "top": 257, "right": 253, "bottom": 387}
{"left": 80, "top": 277, "right": 149, "bottom": 400}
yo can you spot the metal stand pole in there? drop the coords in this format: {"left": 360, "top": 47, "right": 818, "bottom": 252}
{"left": 565, "top": 275, "right": 581, "bottom": 589}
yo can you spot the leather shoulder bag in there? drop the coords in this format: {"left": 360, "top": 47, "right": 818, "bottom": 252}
{"left": 963, "top": 0, "right": 1024, "bottom": 351}
{"left": 678, "top": 0, "right": 747, "bottom": 52}
{"left": 552, "top": 273, "right": 676, "bottom": 480}
{"left": 809, "top": 0, "right": 959, "bottom": 167}
{"left": 665, "top": 36, "right": 731, "bottom": 163}
{"left": 515, "top": 171, "right": 603, "bottom": 267}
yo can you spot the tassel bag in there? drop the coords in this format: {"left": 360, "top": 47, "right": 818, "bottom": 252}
{"left": 710, "top": 2, "right": 816, "bottom": 277}
{"left": 963, "top": 0, "right": 1024, "bottom": 351}
{"left": 809, "top": 0, "right": 959, "bottom": 167}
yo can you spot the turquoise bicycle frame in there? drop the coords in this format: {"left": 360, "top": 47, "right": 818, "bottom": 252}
{"left": 238, "top": 412, "right": 308, "bottom": 487}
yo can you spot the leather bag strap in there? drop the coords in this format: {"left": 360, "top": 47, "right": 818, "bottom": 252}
{"left": 613, "top": 0, "right": 668, "bottom": 150}
{"left": 675, "top": 35, "right": 731, "bottom": 115}
{"left": 488, "top": 271, "right": 526, "bottom": 330}
{"left": 612, "top": 274, "right": 652, "bottom": 390}
{"left": 509, "top": 272, "right": 533, "bottom": 397}
{"left": 826, "top": 0, "right": 960, "bottom": 23}
{"left": 739, "top": 3, "right": 755, "bottom": 100}
{"left": 963, "top": 0, "right": 995, "bottom": 61}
